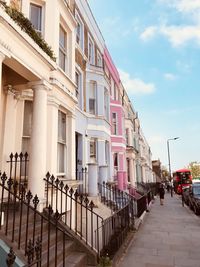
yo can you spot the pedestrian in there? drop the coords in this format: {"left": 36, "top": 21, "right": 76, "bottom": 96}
{"left": 167, "top": 182, "right": 170, "bottom": 193}
{"left": 159, "top": 183, "right": 165, "bottom": 205}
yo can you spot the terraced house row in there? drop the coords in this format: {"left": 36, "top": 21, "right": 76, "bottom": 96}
{"left": 0, "top": 0, "right": 154, "bottom": 266}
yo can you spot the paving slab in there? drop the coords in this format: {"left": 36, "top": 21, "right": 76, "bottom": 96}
{"left": 117, "top": 193, "right": 200, "bottom": 267}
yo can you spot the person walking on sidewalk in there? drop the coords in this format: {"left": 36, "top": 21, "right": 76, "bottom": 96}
{"left": 159, "top": 183, "right": 165, "bottom": 205}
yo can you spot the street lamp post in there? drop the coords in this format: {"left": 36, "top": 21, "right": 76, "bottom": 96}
{"left": 167, "top": 137, "right": 179, "bottom": 197}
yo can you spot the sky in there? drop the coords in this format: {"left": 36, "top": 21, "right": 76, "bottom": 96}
{"left": 88, "top": 0, "right": 200, "bottom": 172}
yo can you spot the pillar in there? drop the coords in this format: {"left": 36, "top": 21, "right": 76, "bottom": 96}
{"left": 28, "top": 81, "right": 51, "bottom": 200}
{"left": 99, "top": 165, "right": 108, "bottom": 184}
{"left": 67, "top": 114, "right": 76, "bottom": 180}
{"left": 129, "top": 158, "right": 136, "bottom": 187}
{"left": 0, "top": 53, "right": 5, "bottom": 169}
{"left": 88, "top": 163, "right": 98, "bottom": 197}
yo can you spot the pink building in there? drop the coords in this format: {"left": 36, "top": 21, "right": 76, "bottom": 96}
{"left": 104, "top": 47, "right": 127, "bottom": 190}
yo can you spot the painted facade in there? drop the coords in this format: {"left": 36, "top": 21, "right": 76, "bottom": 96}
{"left": 0, "top": 0, "right": 77, "bottom": 202}
{"left": 104, "top": 48, "right": 127, "bottom": 190}
{"left": 74, "top": 0, "right": 111, "bottom": 195}
{"left": 0, "top": 0, "right": 153, "bottom": 200}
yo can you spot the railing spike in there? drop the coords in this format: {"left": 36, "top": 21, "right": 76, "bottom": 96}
{"left": 46, "top": 172, "right": 51, "bottom": 180}
{"left": 6, "top": 247, "right": 16, "bottom": 267}
{"left": 33, "top": 195, "right": 39, "bottom": 208}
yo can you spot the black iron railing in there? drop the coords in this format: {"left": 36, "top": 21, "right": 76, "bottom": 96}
{"left": 44, "top": 173, "right": 104, "bottom": 255}
{"left": 6, "top": 152, "right": 29, "bottom": 187}
{"left": 98, "top": 182, "right": 131, "bottom": 212}
{"left": 76, "top": 167, "right": 88, "bottom": 195}
{"left": 0, "top": 172, "right": 74, "bottom": 267}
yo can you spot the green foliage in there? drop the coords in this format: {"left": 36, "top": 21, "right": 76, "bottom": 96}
{"left": 98, "top": 255, "right": 112, "bottom": 267}
{"left": 188, "top": 162, "right": 200, "bottom": 178}
{"left": 0, "top": 1, "right": 56, "bottom": 61}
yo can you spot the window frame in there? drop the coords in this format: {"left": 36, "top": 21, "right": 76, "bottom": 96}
{"left": 75, "top": 68, "right": 83, "bottom": 110}
{"left": 97, "top": 50, "right": 103, "bottom": 67}
{"left": 59, "top": 24, "right": 68, "bottom": 73}
{"left": 90, "top": 138, "right": 97, "bottom": 161}
{"left": 30, "top": 2, "right": 43, "bottom": 35}
{"left": 88, "top": 34, "right": 95, "bottom": 65}
{"left": 75, "top": 10, "right": 84, "bottom": 51}
{"left": 57, "top": 110, "right": 67, "bottom": 176}
{"left": 112, "top": 112, "right": 117, "bottom": 135}
{"left": 89, "top": 81, "right": 97, "bottom": 115}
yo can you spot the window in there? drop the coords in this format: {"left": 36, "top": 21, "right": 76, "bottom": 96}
{"left": 75, "top": 12, "right": 84, "bottom": 50}
{"left": 97, "top": 50, "right": 102, "bottom": 67}
{"left": 22, "top": 101, "right": 33, "bottom": 176}
{"left": 126, "top": 128, "right": 129, "bottom": 145}
{"left": 88, "top": 35, "right": 95, "bottom": 64}
{"left": 90, "top": 138, "right": 97, "bottom": 160}
{"left": 59, "top": 25, "right": 67, "bottom": 72}
{"left": 104, "top": 88, "right": 109, "bottom": 120}
{"left": 113, "top": 153, "right": 118, "bottom": 180}
{"left": 127, "top": 159, "right": 130, "bottom": 182}
{"left": 89, "top": 81, "right": 96, "bottom": 115}
{"left": 30, "top": 3, "right": 42, "bottom": 34}
{"left": 75, "top": 70, "right": 83, "bottom": 109}
{"left": 57, "top": 110, "right": 66, "bottom": 174}
{"left": 114, "top": 84, "right": 118, "bottom": 100}
{"left": 112, "top": 113, "right": 117, "bottom": 135}
{"left": 105, "top": 141, "right": 109, "bottom": 164}
{"left": 22, "top": 100, "right": 33, "bottom": 153}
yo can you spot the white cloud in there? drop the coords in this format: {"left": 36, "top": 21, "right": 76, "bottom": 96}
{"left": 164, "top": 73, "right": 177, "bottom": 80}
{"left": 173, "top": 0, "right": 200, "bottom": 14}
{"left": 157, "top": 0, "right": 200, "bottom": 13}
{"left": 140, "top": 24, "right": 200, "bottom": 47}
{"left": 140, "top": 26, "right": 157, "bottom": 41}
{"left": 160, "top": 25, "right": 200, "bottom": 47}
{"left": 118, "top": 69, "right": 156, "bottom": 95}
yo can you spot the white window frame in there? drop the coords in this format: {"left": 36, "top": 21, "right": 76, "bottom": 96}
{"left": 59, "top": 24, "right": 68, "bottom": 73}
{"left": 75, "top": 10, "right": 84, "bottom": 51}
{"left": 22, "top": 100, "right": 33, "bottom": 176}
{"left": 97, "top": 50, "right": 103, "bottom": 67}
{"left": 30, "top": 2, "right": 43, "bottom": 35}
{"left": 90, "top": 138, "right": 97, "bottom": 161}
{"left": 112, "top": 112, "right": 117, "bottom": 135}
{"left": 88, "top": 34, "right": 95, "bottom": 65}
{"left": 89, "top": 81, "right": 97, "bottom": 115}
{"left": 57, "top": 110, "right": 67, "bottom": 177}
{"left": 75, "top": 68, "right": 83, "bottom": 110}
{"left": 105, "top": 141, "right": 109, "bottom": 165}
{"left": 104, "top": 88, "right": 109, "bottom": 121}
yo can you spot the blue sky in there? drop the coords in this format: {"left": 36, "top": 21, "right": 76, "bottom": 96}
{"left": 88, "top": 0, "right": 200, "bottom": 172}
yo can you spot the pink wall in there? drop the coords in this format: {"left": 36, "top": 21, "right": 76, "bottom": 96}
{"left": 104, "top": 46, "right": 127, "bottom": 186}
{"left": 104, "top": 47, "right": 120, "bottom": 87}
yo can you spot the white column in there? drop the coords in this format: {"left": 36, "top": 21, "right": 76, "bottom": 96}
{"left": 88, "top": 163, "right": 98, "bottom": 197}
{"left": 67, "top": 114, "right": 76, "bottom": 180}
{"left": 129, "top": 158, "right": 136, "bottom": 187}
{"left": 99, "top": 165, "right": 108, "bottom": 184}
{"left": 0, "top": 53, "right": 5, "bottom": 169}
{"left": 28, "top": 81, "right": 50, "bottom": 200}
{"left": 46, "top": 100, "right": 59, "bottom": 175}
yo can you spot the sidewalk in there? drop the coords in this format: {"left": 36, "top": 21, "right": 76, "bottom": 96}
{"left": 117, "top": 192, "right": 200, "bottom": 267}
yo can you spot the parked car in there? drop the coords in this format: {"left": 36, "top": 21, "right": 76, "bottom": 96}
{"left": 187, "top": 183, "right": 200, "bottom": 215}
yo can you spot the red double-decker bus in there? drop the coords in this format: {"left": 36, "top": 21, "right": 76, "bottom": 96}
{"left": 173, "top": 168, "right": 192, "bottom": 194}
